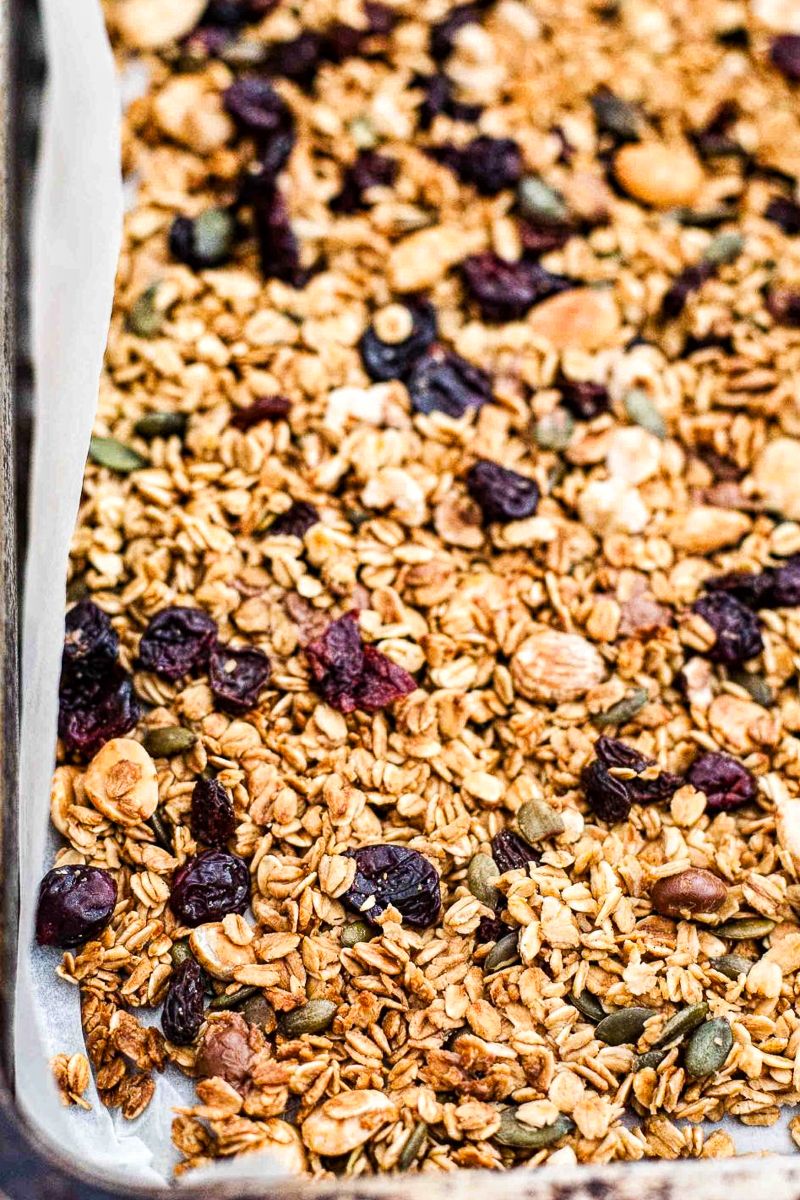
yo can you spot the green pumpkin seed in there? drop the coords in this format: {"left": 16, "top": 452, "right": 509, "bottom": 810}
{"left": 684, "top": 1017, "right": 733, "bottom": 1077}
{"left": 517, "top": 176, "right": 568, "bottom": 225}
{"left": 243, "top": 994, "right": 277, "bottom": 1033}
{"left": 533, "top": 408, "right": 575, "bottom": 451}
{"left": 517, "top": 798, "right": 565, "bottom": 843}
{"left": 484, "top": 931, "right": 520, "bottom": 974}
{"left": 134, "top": 411, "right": 188, "bottom": 440}
{"left": 143, "top": 726, "right": 197, "bottom": 757}
{"left": 170, "top": 939, "right": 193, "bottom": 968}
{"left": 633, "top": 1048, "right": 668, "bottom": 1072}
{"left": 709, "top": 953, "right": 751, "bottom": 980}
{"left": 570, "top": 989, "right": 606, "bottom": 1023}
{"left": 349, "top": 115, "right": 379, "bottom": 150}
{"left": 591, "top": 688, "right": 649, "bottom": 728}
{"left": 342, "top": 920, "right": 375, "bottom": 947}
{"left": 127, "top": 284, "right": 164, "bottom": 338}
{"left": 591, "top": 91, "right": 643, "bottom": 142}
{"left": 624, "top": 389, "right": 666, "bottom": 439}
{"left": 66, "top": 577, "right": 89, "bottom": 603}
{"left": 595, "top": 1006, "right": 656, "bottom": 1046}
{"left": 467, "top": 853, "right": 500, "bottom": 906}
{"left": 652, "top": 1002, "right": 708, "bottom": 1050}
{"left": 495, "top": 1109, "right": 573, "bottom": 1150}
{"left": 208, "top": 985, "right": 260, "bottom": 1012}
{"left": 703, "top": 232, "right": 745, "bottom": 267}
{"left": 672, "top": 205, "right": 737, "bottom": 229}
{"left": 193, "top": 207, "right": 235, "bottom": 266}
{"left": 727, "top": 669, "right": 774, "bottom": 708}
{"left": 89, "top": 436, "right": 148, "bottom": 474}
{"left": 149, "top": 810, "right": 173, "bottom": 852}
{"left": 714, "top": 917, "right": 776, "bottom": 940}
{"left": 282, "top": 999, "right": 338, "bottom": 1036}
{"left": 397, "top": 1121, "right": 428, "bottom": 1171}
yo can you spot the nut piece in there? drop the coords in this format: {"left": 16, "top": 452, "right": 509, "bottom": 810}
{"left": 195, "top": 1013, "right": 261, "bottom": 1091}
{"left": 666, "top": 507, "right": 751, "bottom": 554}
{"left": 189, "top": 922, "right": 257, "bottom": 980}
{"left": 153, "top": 78, "right": 234, "bottom": 155}
{"left": 511, "top": 628, "right": 606, "bottom": 703}
{"left": 650, "top": 869, "right": 727, "bottom": 918}
{"left": 112, "top": 0, "right": 207, "bottom": 50}
{"left": 614, "top": 142, "right": 704, "bottom": 209}
{"left": 301, "top": 1090, "right": 399, "bottom": 1155}
{"left": 388, "top": 225, "right": 486, "bottom": 292}
{"left": 258, "top": 1120, "right": 308, "bottom": 1175}
{"left": 528, "top": 288, "right": 620, "bottom": 351}
{"left": 84, "top": 738, "right": 158, "bottom": 826}
{"left": 752, "top": 438, "right": 800, "bottom": 520}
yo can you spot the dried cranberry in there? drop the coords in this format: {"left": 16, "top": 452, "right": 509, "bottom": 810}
{"left": 687, "top": 752, "right": 756, "bottom": 813}
{"left": 251, "top": 187, "right": 305, "bottom": 285}
{"left": 661, "top": 262, "right": 715, "bottom": 319}
{"left": 331, "top": 151, "right": 397, "bottom": 214}
{"left": 475, "top": 914, "right": 506, "bottom": 944}
{"left": 58, "top": 668, "right": 139, "bottom": 759}
{"left": 191, "top": 778, "right": 236, "bottom": 847}
{"left": 462, "top": 253, "right": 572, "bottom": 322}
{"left": 407, "top": 347, "right": 493, "bottom": 418}
{"left": 692, "top": 593, "right": 763, "bottom": 664}
{"left": 769, "top": 557, "right": 800, "bottom": 605}
{"left": 415, "top": 73, "right": 481, "bottom": 129}
{"left": 269, "top": 500, "right": 320, "bottom": 538}
{"left": 343, "top": 844, "right": 441, "bottom": 928}
{"left": 560, "top": 378, "right": 609, "bottom": 420}
{"left": 582, "top": 736, "right": 683, "bottom": 823}
{"left": 209, "top": 642, "right": 271, "bottom": 713}
{"left": 230, "top": 395, "right": 291, "bottom": 430}
{"left": 491, "top": 830, "right": 539, "bottom": 873}
{"left": 359, "top": 300, "right": 437, "bottom": 381}
{"left": 36, "top": 866, "right": 117, "bottom": 947}
{"left": 170, "top": 849, "right": 250, "bottom": 926}
{"left": 139, "top": 606, "right": 217, "bottom": 680}
{"left": 62, "top": 600, "right": 118, "bottom": 684}
{"left": 430, "top": 136, "right": 522, "bottom": 195}
{"left": 223, "top": 77, "right": 295, "bottom": 175}
{"left": 765, "top": 195, "right": 800, "bottom": 235}
{"left": 306, "top": 611, "right": 416, "bottom": 713}
{"left": 161, "top": 959, "right": 205, "bottom": 1046}
{"left": 169, "top": 209, "right": 235, "bottom": 271}
{"left": 324, "top": 2, "right": 395, "bottom": 61}
{"left": 771, "top": 35, "right": 800, "bottom": 82}
{"left": 705, "top": 570, "right": 774, "bottom": 609}
{"left": 518, "top": 218, "right": 573, "bottom": 256}
{"left": 466, "top": 460, "right": 539, "bottom": 523}
{"left": 430, "top": 4, "right": 480, "bottom": 60}
{"left": 766, "top": 286, "right": 800, "bottom": 327}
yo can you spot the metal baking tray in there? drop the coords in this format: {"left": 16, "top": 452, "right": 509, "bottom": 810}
{"left": 5, "top": 1, "right": 800, "bottom": 1196}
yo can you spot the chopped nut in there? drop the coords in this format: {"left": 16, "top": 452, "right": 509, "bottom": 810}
{"left": 511, "top": 628, "right": 606, "bottom": 702}
{"left": 301, "top": 1090, "right": 398, "bottom": 1155}
{"left": 189, "top": 922, "right": 257, "bottom": 980}
{"left": 84, "top": 739, "right": 158, "bottom": 825}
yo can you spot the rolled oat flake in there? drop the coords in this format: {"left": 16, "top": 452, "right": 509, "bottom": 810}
{"left": 684, "top": 1017, "right": 733, "bottom": 1076}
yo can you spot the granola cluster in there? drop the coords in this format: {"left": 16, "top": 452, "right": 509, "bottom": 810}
{"left": 41, "top": 0, "right": 800, "bottom": 1177}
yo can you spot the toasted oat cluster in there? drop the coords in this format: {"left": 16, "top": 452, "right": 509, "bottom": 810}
{"left": 40, "top": 0, "right": 800, "bottom": 1178}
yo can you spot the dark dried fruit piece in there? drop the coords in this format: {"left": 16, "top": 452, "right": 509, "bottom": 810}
{"left": 195, "top": 1012, "right": 257, "bottom": 1089}
{"left": 769, "top": 557, "right": 800, "bottom": 606}
{"left": 224, "top": 77, "right": 296, "bottom": 175}
{"left": 466, "top": 460, "right": 539, "bottom": 523}
{"left": 58, "top": 668, "right": 139, "bottom": 759}
{"left": 169, "top": 208, "right": 235, "bottom": 270}
{"left": 491, "top": 829, "right": 540, "bottom": 873}
{"left": 430, "top": 136, "right": 522, "bottom": 195}
{"left": 771, "top": 35, "right": 800, "bottom": 82}
{"left": 590, "top": 88, "right": 643, "bottom": 142}
{"left": 62, "top": 600, "right": 118, "bottom": 684}
{"left": 323, "top": 2, "right": 394, "bottom": 61}
{"left": 517, "top": 218, "right": 572, "bottom": 257}
{"left": 209, "top": 642, "right": 271, "bottom": 712}
{"left": 705, "top": 569, "right": 774, "bottom": 609}
{"left": 462, "top": 253, "right": 573, "bottom": 322}
{"left": 359, "top": 300, "right": 437, "bottom": 381}
{"left": 476, "top": 914, "right": 506, "bottom": 944}
{"left": 191, "top": 778, "right": 236, "bottom": 846}
{"left": 331, "top": 151, "right": 397, "bottom": 214}
{"left": 582, "top": 737, "right": 683, "bottom": 824}
{"left": 692, "top": 593, "right": 763, "bottom": 664}
{"left": 687, "top": 751, "right": 756, "bottom": 812}
{"left": 36, "top": 865, "right": 117, "bottom": 947}
{"left": 170, "top": 849, "right": 250, "bottom": 926}
{"left": 305, "top": 611, "right": 416, "bottom": 713}
{"left": 161, "top": 959, "right": 205, "bottom": 1046}
{"left": 343, "top": 844, "right": 441, "bottom": 928}
{"left": 560, "top": 378, "right": 609, "bottom": 420}
{"left": 407, "top": 347, "right": 493, "bottom": 418}
{"left": 415, "top": 73, "right": 481, "bottom": 129}
{"left": 765, "top": 195, "right": 800, "bottom": 235}
{"left": 269, "top": 500, "right": 320, "bottom": 538}
{"left": 230, "top": 395, "right": 291, "bottom": 430}
{"left": 691, "top": 101, "right": 744, "bottom": 160}
{"left": 661, "top": 262, "right": 714, "bottom": 319}
{"left": 266, "top": 32, "right": 325, "bottom": 85}
{"left": 430, "top": 3, "right": 480, "bottom": 59}
{"left": 766, "top": 286, "right": 800, "bottom": 327}
{"left": 139, "top": 606, "right": 218, "bottom": 680}
{"left": 251, "top": 187, "right": 305, "bottom": 285}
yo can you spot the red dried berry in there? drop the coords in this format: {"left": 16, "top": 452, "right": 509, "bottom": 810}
{"left": 305, "top": 611, "right": 416, "bottom": 713}
{"left": 269, "top": 501, "right": 320, "bottom": 538}
{"left": 58, "top": 668, "right": 139, "bottom": 759}
{"left": 771, "top": 35, "right": 800, "bottom": 82}
{"left": 230, "top": 395, "right": 292, "bottom": 430}
{"left": 331, "top": 151, "right": 398, "bottom": 214}
{"left": 764, "top": 195, "right": 800, "bottom": 235}
{"left": 518, "top": 218, "right": 573, "bottom": 256}
{"left": 476, "top": 914, "right": 507, "bottom": 943}
{"left": 62, "top": 600, "right": 118, "bottom": 684}
{"left": 407, "top": 347, "right": 493, "bottom": 418}
{"left": 687, "top": 752, "right": 756, "bottom": 813}
{"left": 36, "top": 865, "right": 117, "bottom": 947}
{"left": 582, "top": 737, "right": 683, "bottom": 824}
{"left": 170, "top": 849, "right": 250, "bottom": 926}
{"left": 560, "top": 378, "right": 609, "bottom": 420}
{"left": 692, "top": 593, "right": 763, "bottom": 664}
{"left": 161, "top": 959, "right": 205, "bottom": 1046}
{"left": 139, "top": 606, "right": 218, "bottom": 681}
{"left": 430, "top": 136, "right": 522, "bottom": 195}
{"left": 191, "top": 778, "right": 236, "bottom": 847}
{"left": 209, "top": 642, "right": 271, "bottom": 713}
{"left": 462, "top": 253, "right": 572, "bottom": 322}
{"left": 491, "top": 830, "right": 539, "bottom": 873}
{"left": 343, "top": 844, "right": 441, "bottom": 928}
{"left": 359, "top": 300, "right": 437, "bottom": 381}
{"left": 466, "top": 460, "right": 539, "bottom": 523}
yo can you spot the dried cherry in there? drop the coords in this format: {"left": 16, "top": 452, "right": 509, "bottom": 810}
{"left": 161, "top": 959, "right": 205, "bottom": 1046}
{"left": 170, "top": 849, "right": 250, "bottom": 926}
{"left": 36, "top": 865, "right": 117, "bottom": 947}
{"left": 139, "top": 606, "right": 217, "bottom": 680}
{"left": 343, "top": 844, "right": 441, "bottom": 928}
{"left": 191, "top": 778, "right": 236, "bottom": 847}
{"left": 209, "top": 642, "right": 271, "bottom": 713}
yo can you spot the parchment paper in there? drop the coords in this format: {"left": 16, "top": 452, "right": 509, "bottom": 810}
{"left": 14, "top": 0, "right": 798, "bottom": 1186}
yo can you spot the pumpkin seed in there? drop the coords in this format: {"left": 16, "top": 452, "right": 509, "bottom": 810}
{"left": 397, "top": 1121, "right": 428, "bottom": 1171}
{"left": 684, "top": 1017, "right": 733, "bottom": 1077}
{"left": 727, "top": 668, "right": 774, "bottom": 707}
{"left": 208, "top": 985, "right": 260, "bottom": 1012}
{"left": 134, "top": 411, "right": 187, "bottom": 440}
{"left": 149, "top": 809, "right": 173, "bottom": 852}
{"left": 282, "top": 999, "right": 338, "bottom": 1036}
{"left": 467, "top": 853, "right": 500, "bottom": 906}
{"left": 170, "top": 939, "right": 193, "bottom": 968}
{"left": 349, "top": 115, "right": 379, "bottom": 150}
{"left": 623, "top": 389, "right": 666, "bottom": 439}
{"left": 494, "top": 1109, "right": 573, "bottom": 1149}
{"left": 126, "top": 284, "right": 164, "bottom": 338}
{"left": 242, "top": 994, "right": 277, "bottom": 1033}
{"left": 66, "top": 577, "right": 89, "bottom": 603}
{"left": 633, "top": 1048, "right": 668, "bottom": 1072}
{"left": 570, "top": 989, "right": 606, "bottom": 1023}
{"left": 517, "top": 176, "right": 568, "bottom": 225}
{"left": 709, "top": 953, "right": 751, "bottom": 980}
{"left": 341, "top": 920, "right": 375, "bottom": 947}
{"left": 672, "top": 205, "right": 737, "bottom": 228}
{"left": 484, "top": 931, "right": 520, "bottom": 973}
{"left": 652, "top": 1002, "right": 708, "bottom": 1049}
{"left": 714, "top": 917, "right": 776, "bottom": 940}
{"left": 532, "top": 408, "right": 574, "bottom": 450}
{"left": 591, "top": 687, "right": 649, "bottom": 728}
{"left": 193, "top": 208, "right": 235, "bottom": 266}
{"left": 89, "top": 436, "right": 148, "bottom": 474}
{"left": 517, "top": 798, "right": 565, "bottom": 843}
{"left": 595, "top": 1006, "right": 656, "bottom": 1046}
{"left": 143, "top": 726, "right": 197, "bottom": 757}
{"left": 703, "top": 232, "right": 745, "bottom": 267}
{"left": 590, "top": 91, "right": 643, "bottom": 142}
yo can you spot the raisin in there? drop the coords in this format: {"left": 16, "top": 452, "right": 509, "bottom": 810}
{"left": 305, "top": 611, "right": 416, "bottom": 713}
{"left": 430, "top": 136, "right": 522, "bottom": 195}
{"left": 266, "top": 32, "right": 326, "bottom": 85}
{"left": 359, "top": 300, "right": 437, "bottom": 381}
{"left": 331, "top": 151, "right": 397, "bottom": 214}
{"left": 476, "top": 914, "right": 507, "bottom": 944}
{"left": 466, "top": 460, "right": 539, "bottom": 523}
{"left": 269, "top": 501, "right": 320, "bottom": 538}
{"left": 560, "top": 378, "right": 610, "bottom": 420}
{"left": 771, "top": 35, "right": 800, "bottom": 82}
{"left": 692, "top": 593, "right": 763, "bottom": 664}
{"left": 705, "top": 570, "right": 774, "bottom": 609}
{"left": 661, "top": 262, "right": 714, "bottom": 319}
{"left": 430, "top": 3, "right": 480, "bottom": 60}
{"left": 415, "top": 73, "right": 481, "bottom": 129}
{"left": 169, "top": 209, "right": 235, "bottom": 270}
{"left": 36, "top": 865, "right": 117, "bottom": 947}
{"left": 769, "top": 557, "right": 800, "bottom": 606}
{"left": 766, "top": 286, "right": 800, "bottom": 327}
{"left": 161, "top": 959, "right": 205, "bottom": 1046}
{"left": 518, "top": 218, "right": 573, "bottom": 257}
{"left": 62, "top": 600, "right": 118, "bottom": 684}
{"left": 691, "top": 101, "right": 744, "bottom": 159}
{"left": 582, "top": 736, "right": 683, "bottom": 823}
{"left": 223, "top": 77, "right": 296, "bottom": 176}
{"left": 491, "top": 830, "right": 540, "bottom": 873}
{"left": 687, "top": 752, "right": 756, "bottom": 812}
{"left": 251, "top": 187, "right": 305, "bottom": 285}
{"left": 209, "top": 642, "right": 271, "bottom": 712}
{"left": 342, "top": 844, "right": 441, "bottom": 928}
{"left": 58, "top": 668, "right": 139, "bottom": 759}
{"left": 139, "top": 606, "right": 218, "bottom": 680}
{"left": 324, "top": 3, "right": 395, "bottom": 61}
{"left": 170, "top": 849, "right": 250, "bottom": 926}
{"left": 230, "top": 395, "right": 291, "bottom": 430}
{"left": 191, "top": 778, "right": 236, "bottom": 847}
{"left": 462, "top": 253, "right": 572, "bottom": 322}
{"left": 765, "top": 195, "right": 800, "bottom": 235}
{"left": 407, "top": 347, "right": 493, "bottom": 418}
